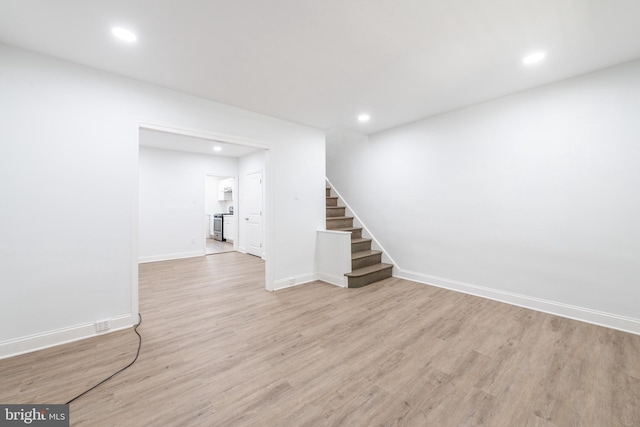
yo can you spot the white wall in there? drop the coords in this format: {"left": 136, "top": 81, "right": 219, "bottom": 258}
{"left": 138, "top": 146, "right": 238, "bottom": 262}
{"left": 327, "top": 59, "right": 640, "bottom": 334}
{"left": 0, "top": 43, "right": 325, "bottom": 358}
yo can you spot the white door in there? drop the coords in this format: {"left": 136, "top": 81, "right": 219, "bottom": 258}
{"left": 246, "top": 171, "right": 263, "bottom": 257}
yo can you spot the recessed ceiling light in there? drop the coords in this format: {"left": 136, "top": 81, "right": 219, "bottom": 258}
{"left": 213, "top": 146, "right": 222, "bottom": 152}
{"left": 522, "top": 51, "right": 546, "bottom": 65}
{"left": 358, "top": 114, "right": 370, "bottom": 123}
{"left": 112, "top": 27, "right": 137, "bottom": 43}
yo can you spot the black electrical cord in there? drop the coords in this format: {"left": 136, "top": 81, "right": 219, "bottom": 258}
{"left": 66, "top": 313, "right": 143, "bottom": 405}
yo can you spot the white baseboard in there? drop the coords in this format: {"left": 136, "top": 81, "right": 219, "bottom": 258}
{"left": 316, "top": 272, "right": 347, "bottom": 288}
{"left": 272, "top": 273, "right": 317, "bottom": 291}
{"left": 0, "top": 314, "right": 135, "bottom": 360}
{"left": 273, "top": 272, "right": 347, "bottom": 290}
{"left": 395, "top": 268, "right": 640, "bottom": 336}
{"left": 138, "top": 250, "right": 204, "bottom": 263}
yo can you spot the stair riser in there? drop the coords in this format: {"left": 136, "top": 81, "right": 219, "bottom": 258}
{"left": 350, "top": 229, "right": 362, "bottom": 239}
{"left": 352, "top": 253, "right": 382, "bottom": 270}
{"left": 348, "top": 267, "right": 393, "bottom": 288}
{"left": 326, "top": 197, "right": 338, "bottom": 207}
{"left": 326, "top": 207, "right": 346, "bottom": 217}
{"left": 326, "top": 188, "right": 331, "bottom": 197}
{"left": 327, "top": 218, "right": 354, "bottom": 229}
{"left": 351, "top": 240, "right": 371, "bottom": 252}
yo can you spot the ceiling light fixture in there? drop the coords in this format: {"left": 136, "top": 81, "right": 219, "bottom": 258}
{"left": 358, "top": 114, "right": 370, "bottom": 123}
{"left": 112, "top": 27, "right": 137, "bottom": 43}
{"left": 522, "top": 51, "right": 546, "bottom": 65}
{"left": 213, "top": 146, "right": 222, "bottom": 152}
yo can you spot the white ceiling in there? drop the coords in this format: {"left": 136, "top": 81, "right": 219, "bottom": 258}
{"left": 1, "top": 0, "right": 640, "bottom": 134}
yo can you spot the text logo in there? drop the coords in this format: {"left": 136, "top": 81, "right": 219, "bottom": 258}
{"left": 1, "top": 405, "right": 68, "bottom": 426}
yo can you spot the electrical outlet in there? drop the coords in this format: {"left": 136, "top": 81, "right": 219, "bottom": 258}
{"left": 95, "top": 319, "right": 111, "bottom": 333}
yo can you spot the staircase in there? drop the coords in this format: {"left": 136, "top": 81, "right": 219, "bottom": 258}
{"left": 326, "top": 185, "right": 393, "bottom": 288}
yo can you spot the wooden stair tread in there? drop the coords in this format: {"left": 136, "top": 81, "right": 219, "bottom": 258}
{"left": 346, "top": 263, "right": 393, "bottom": 278}
{"left": 351, "top": 237, "right": 371, "bottom": 243}
{"left": 333, "top": 227, "right": 362, "bottom": 232}
{"left": 327, "top": 207, "right": 346, "bottom": 218}
{"left": 351, "top": 250, "right": 381, "bottom": 259}
{"left": 326, "top": 216, "right": 354, "bottom": 220}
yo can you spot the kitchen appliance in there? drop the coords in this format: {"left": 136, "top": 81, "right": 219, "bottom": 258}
{"left": 229, "top": 206, "right": 234, "bottom": 214}
{"left": 212, "top": 214, "right": 224, "bottom": 241}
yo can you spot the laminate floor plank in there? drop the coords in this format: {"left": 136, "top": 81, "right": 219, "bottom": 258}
{"left": 1, "top": 252, "right": 639, "bottom": 426}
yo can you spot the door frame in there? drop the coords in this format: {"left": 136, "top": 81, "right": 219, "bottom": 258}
{"left": 135, "top": 121, "right": 273, "bottom": 295}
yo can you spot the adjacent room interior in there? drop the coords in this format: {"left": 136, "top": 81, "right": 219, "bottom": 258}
{"left": 137, "top": 127, "right": 267, "bottom": 262}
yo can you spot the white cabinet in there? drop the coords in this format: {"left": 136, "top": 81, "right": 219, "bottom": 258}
{"left": 218, "top": 178, "right": 234, "bottom": 201}
{"left": 223, "top": 215, "right": 235, "bottom": 242}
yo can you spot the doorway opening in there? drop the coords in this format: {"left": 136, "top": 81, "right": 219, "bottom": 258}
{"left": 137, "top": 122, "right": 270, "bottom": 289}
{"left": 205, "top": 174, "right": 235, "bottom": 255}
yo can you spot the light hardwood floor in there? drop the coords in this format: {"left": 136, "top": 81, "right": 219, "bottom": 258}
{"left": 1, "top": 252, "right": 639, "bottom": 426}
{"left": 205, "top": 238, "right": 234, "bottom": 255}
